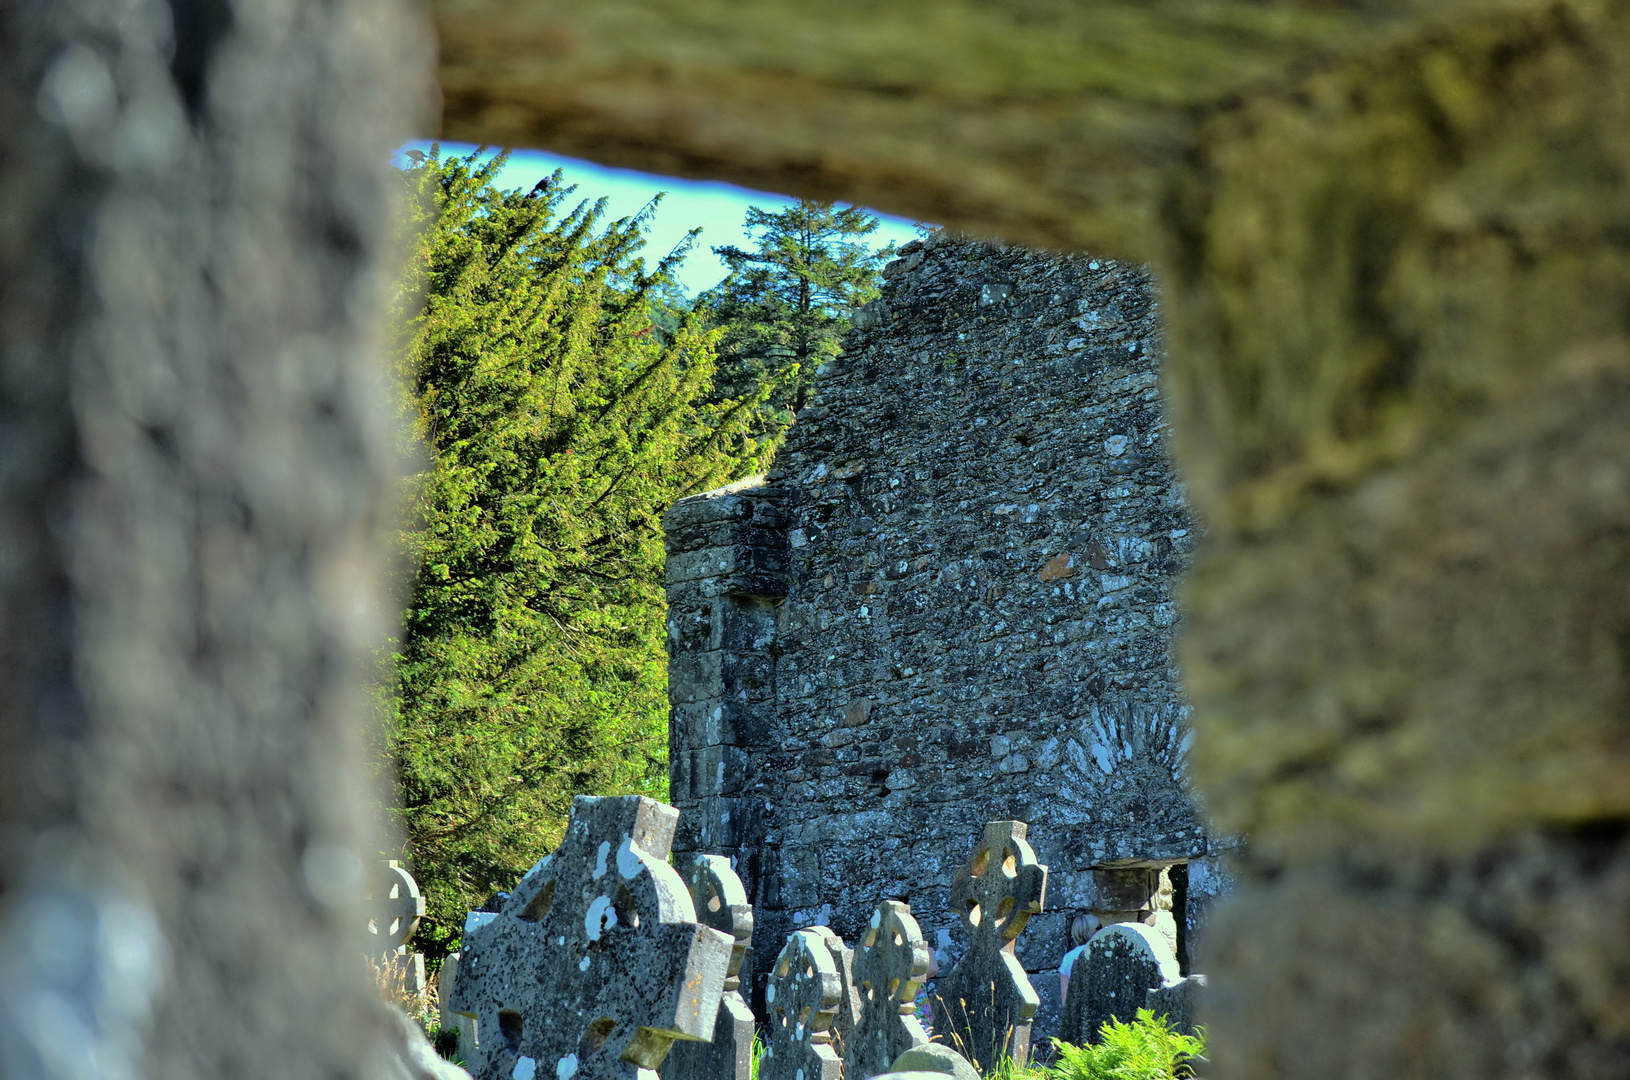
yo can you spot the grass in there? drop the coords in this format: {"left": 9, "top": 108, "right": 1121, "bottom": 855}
{"left": 753, "top": 1029, "right": 770, "bottom": 1080}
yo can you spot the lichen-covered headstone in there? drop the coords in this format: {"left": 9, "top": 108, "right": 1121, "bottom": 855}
{"left": 930, "top": 821, "right": 1048, "bottom": 1071}
{"left": 807, "top": 926, "right": 861, "bottom": 1062}
{"left": 661, "top": 855, "right": 756, "bottom": 1080}
{"left": 761, "top": 930, "right": 843, "bottom": 1080}
{"left": 447, "top": 795, "right": 733, "bottom": 1080}
{"left": 845, "top": 900, "right": 932, "bottom": 1079}
{"left": 368, "top": 861, "right": 428, "bottom": 994}
{"left": 1144, "top": 973, "right": 1205, "bottom": 1039}
{"left": 1059, "top": 922, "right": 1180, "bottom": 1046}
{"left": 887, "top": 1044, "right": 981, "bottom": 1080}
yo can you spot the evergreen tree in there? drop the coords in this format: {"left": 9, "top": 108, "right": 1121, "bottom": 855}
{"left": 703, "top": 199, "right": 895, "bottom": 418}
{"left": 380, "top": 148, "right": 774, "bottom": 954}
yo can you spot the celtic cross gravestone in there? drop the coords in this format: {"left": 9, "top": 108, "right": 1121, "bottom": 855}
{"left": 367, "top": 861, "right": 428, "bottom": 994}
{"left": 760, "top": 929, "right": 843, "bottom": 1080}
{"left": 929, "top": 821, "right": 1047, "bottom": 1071}
{"left": 447, "top": 796, "right": 733, "bottom": 1080}
{"left": 845, "top": 900, "right": 932, "bottom": 1080}
{"left": 806, "top": 926, "right": 861, "bottom": 1062}
{"left": 661, "top": 855, "right": 756, "bottom": 1080}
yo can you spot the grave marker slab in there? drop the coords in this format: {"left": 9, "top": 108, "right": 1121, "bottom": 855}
{"left": 438, "top": 953, "right": 478, "bottom": 1064}
{"left": 661, "top": 855, "right": 756, "bottom": 1080}
{"left": 447, "top": 796, "right": 733, "bottom": 1080}
{"left": 1058, "top": 922, "right": 1180, "bottom": 1046}
{"left": 761, "top": 930, "right": 842, "bottom": 1080}
{"left": 845, "top": 900, "right": 932, "bottom": 1080}
{"left": 929, "top": 821, "right": 1047, "bottom": 1072}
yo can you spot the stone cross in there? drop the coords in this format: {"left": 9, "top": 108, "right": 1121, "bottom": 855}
{"left": 760, "top": 930, "right": 843, "bottom": 1080}
{"left": 367, "top": 860, "right": 428, "bottom": 994}
{"left": 929, "top": 820, "right": 1047, "bottom": 1072}
{"left": 806, "top": 926, "right": 861, "bottom": 1062}
{"left": 1058, "top": 922, "right": 1180, "bottom": 1047}
{"left": 661, "top": 855, "right": 756, "bottom": 1080}
{"left": 447, "top": 796, "right": 734, "bottom": 1080}
{"left": 845, "top": 900, "right": 932, "bottom": 1080}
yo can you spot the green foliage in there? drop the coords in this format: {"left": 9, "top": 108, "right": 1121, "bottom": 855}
{"left": 701, "top": 198, "right": 894, "bottom": 419}
{"left": 381, "top": 147, "right": 776, "bottom": 955}
{"left": 1047, "top": 1011, "right": 1207, "bottom": 1080}
{"left": 749, "top": 1029, "right": 766, "bottom": 1080}
{"left": 432, "top": 1026, "right": 462, "bottom": 1064}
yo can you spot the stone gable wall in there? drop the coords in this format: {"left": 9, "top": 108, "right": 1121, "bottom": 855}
{"left": 664, "top": 235, "right": 1228, "bottom": 1036}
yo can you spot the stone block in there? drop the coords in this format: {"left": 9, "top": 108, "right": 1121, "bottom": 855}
{"left": 674, "top": 745, "right": 753, "bottom": 801}
{"left": 668, "top": 546, "right": 743, "bottom": 585}
{"left": 663, "top": 488, "right": 761, "bottom": 532}
{"left": 669, "top": 651, "right": 724, "bottom": 704}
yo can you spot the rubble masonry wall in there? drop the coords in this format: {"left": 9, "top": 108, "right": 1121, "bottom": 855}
{"left": 663, "top": 235, "right": 1229, "bottom": 1037}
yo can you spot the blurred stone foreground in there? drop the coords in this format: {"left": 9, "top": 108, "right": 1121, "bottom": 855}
{"left": 1, "top": 1, "right": 1626, "bottom": 1078}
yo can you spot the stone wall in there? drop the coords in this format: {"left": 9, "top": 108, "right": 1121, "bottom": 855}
{"left": 665, "top": 234, "right": 1227, "bottom": 1037}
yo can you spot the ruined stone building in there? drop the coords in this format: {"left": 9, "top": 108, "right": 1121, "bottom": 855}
{"left": 663, "top": 234, "right": 1228, "bottom": 1035}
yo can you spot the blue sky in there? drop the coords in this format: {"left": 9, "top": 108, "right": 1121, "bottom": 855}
{"left": 402, "top": 142, "right": 925, "bottom": 296}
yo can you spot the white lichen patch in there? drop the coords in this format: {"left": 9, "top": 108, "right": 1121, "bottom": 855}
{"left": 513, "top": 1057, "right": 536, "bottom": 1080}
{"left": 584, "top": 895, "right": 617, "bottom": 941}
{"left": 556, "top": 1053, "right": 578, "bottom": 1080}
{"left": 616, "top": 836, "right": 642, "bottom": 879}
{"left": 592, "top": 840, "right": 611, "bottom": 880}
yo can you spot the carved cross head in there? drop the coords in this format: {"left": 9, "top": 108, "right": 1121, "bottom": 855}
{"left": 853, "top": 900, "right": 931, "bottom": 1012}
{"left": 765, "top": 929, "right": 842, "bottom": 1068}
{"left": 683, "top": 854, "right": 753, "bottom": 989}
{"left": 448, "top": 795, "right": 733, "bottom": 1080}
{"left": 949, "top": 821, "right": 1047, "bottom": 950}
{"left": 364, "top": 860, "right": 425, "bottom": 956}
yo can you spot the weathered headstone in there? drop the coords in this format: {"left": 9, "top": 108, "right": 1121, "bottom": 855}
{"left": 887, "top": 1044, "right": 981, "bottom": 1080}
{"left": 1145, "top": 974, "right": 1206, "bottom": 1039}
{"left": 807, "top": 925, "right": 861, "bottom": 1063}
{"left": 661, "top": 855, "right": 756, "bottom": 1080}
{"left": 1059, "top": 923, "right": 1181, "bottom": 1046}
{"left": 761, "top": 930, "right": 843, "bottom": 1080}
{"left": 438, "top": 952, "right": 478, "bottom": 1064}
{"left": 845, "top": 900, "right": 932, "bottom": 1080}
{"left": 368, "top": 861, "right": 429, "bottom": 994}
{"left": 447, "top": 795, "right": 733, "bottom": 1080}
{"left": 930, "top": 821, "right": 1048, "bottom": 1072}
